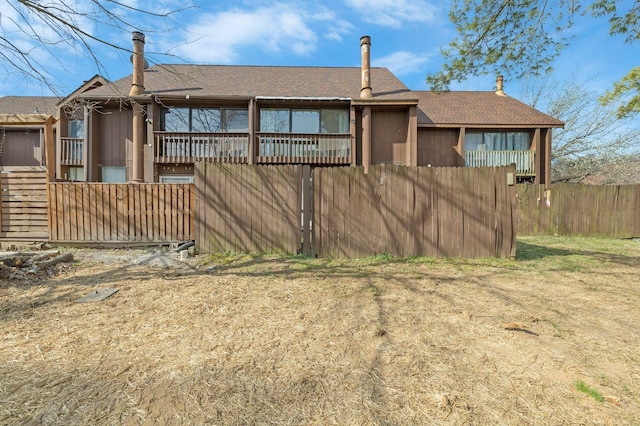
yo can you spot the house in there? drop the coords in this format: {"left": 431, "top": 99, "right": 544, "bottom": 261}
{"left": 57, "top": 33, "right": 563, "bottom": 185}
{"left": 0, "top": 96, "right": 59, "bottom": 167}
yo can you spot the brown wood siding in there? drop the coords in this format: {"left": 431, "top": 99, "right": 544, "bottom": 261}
{"left": 95, "top": 108, "right": 132, "bottom": 168}
{"left": 417, "top": 128, "right": 462, "bottom": 167}
{"left": 371, "top": 110, "right": 408, "bottom": 165}
{"left": 517, "top": 183, "right": 640, "bottom": 238}
{"left": 195, "top": 163, "right": 303, "bottom": 255}
{"left": 0, "top": 130, "right": 43, "bottom": 166}
{"left": 48, "top": 183, "right": 194, "bottom": 242}
{"left": 313, "top": 165, "right": 517, "bottom": 258}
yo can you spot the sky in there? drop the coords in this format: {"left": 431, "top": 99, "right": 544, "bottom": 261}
{"left": 1, "top": 0, "right": 639, "bottom": 113}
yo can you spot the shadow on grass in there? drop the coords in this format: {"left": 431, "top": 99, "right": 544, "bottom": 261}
{"left": 516, "top": 240, "right": 640, "bottom": 267}
{"left": 515, "top": 241, "right": 576, "bottom": 261}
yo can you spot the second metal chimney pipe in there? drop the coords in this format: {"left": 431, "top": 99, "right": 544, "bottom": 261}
{"left": 495, "top": 75, "right": 505, "bottom": 96}
{"left": 360, "top": 36, "right": 373, "bottom": 99}
{"left": 129, "top": 31, "right": 145, "bottom": 97}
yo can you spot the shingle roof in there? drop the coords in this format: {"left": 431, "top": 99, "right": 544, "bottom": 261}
{"left": 0, "top": 96, "right": 60, "bottom": 116}
{"left": 79, "top": 64, "right": 562, "bottom": 127}
{"left": 411, "top": 91, "right": 564, "bottom": 127}
{"left": 82, "top": 64, "right": 409, "bottom": 99}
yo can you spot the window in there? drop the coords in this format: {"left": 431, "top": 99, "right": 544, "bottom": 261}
{"left": 159, "top": 175, "right": 194, "bottom": 183}
{"left": 465, "top": 131, "right": 531, "bottom": 151}
{"left": 163, "top": 107, "right": 190, "bottom": 132}
{"left": 292, "top": 110, "right": 320, "bottom": 133}
{"left": 192, "top": 108, "right": 221, "bottom": 132}
{"left": 101, "top": 166, "right": 127, "bottom": 183}
{"left": 321, "top": 109, "right": 349, "bottom": 134}
{"left": 68, "top": 166, "right": 84, "bottom": 181}
{"left": 162, "top": 107, "right": 248, "bottom": 132}
{"left": 69, "top": 120, "right": 84, "bottom": 139}
{"left": 260, "top": 109, "right": 290, "bottom": 132}
{"left": 223, "top": 109, "right": 249, "bottom": 132}
{"left": 260, "top": 108, "right": 349, "bottom": 133}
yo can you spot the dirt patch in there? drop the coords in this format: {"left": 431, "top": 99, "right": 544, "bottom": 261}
{"left": 1, "top": 237, "right": 639, "bottom": 424}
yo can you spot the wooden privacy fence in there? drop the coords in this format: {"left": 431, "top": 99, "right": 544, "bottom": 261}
{"left": 195, "top": 163, "right": 517, "bottom": 258}
{"left": 517, "top": 183, "right": 640, "bottom": 238}
{"left": 314, "top": 165, "right": 517, "bottom": 258}
{"left": 195, "top": 163, "right": 302, "bottom": 254}
{"left": 0, "top": 166, "right": 48, "bottom": 239}
{"left": 48, "top": 183, "right": 194, "bottom": 243}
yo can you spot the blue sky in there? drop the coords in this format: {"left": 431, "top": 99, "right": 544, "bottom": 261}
{"left": 1, "top": 0, "right": 639, "bottom": 110}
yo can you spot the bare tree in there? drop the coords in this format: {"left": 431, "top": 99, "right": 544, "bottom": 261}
{"left": 521, "top": 76, "right": 640, "bottom": 184}
{"left": 0, "top": 0, "right": 193, "bottom": 94}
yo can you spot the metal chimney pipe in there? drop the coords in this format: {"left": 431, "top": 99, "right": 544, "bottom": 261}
{"left": 360, "top": 36, "right": 373, "bottom": 99}
{"left": 129, "top": 31, "right": 145, "bottom": 97}
{"left": 130, "top": 31, "right": 145, "bottom": 182}
{"left": 495, "top": 75, "right": 505, "bottom": 96}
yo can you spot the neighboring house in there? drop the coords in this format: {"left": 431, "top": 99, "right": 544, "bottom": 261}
{"left": 0, "top": 96, "right": 59, "bottom": 167}
{"left": 59, "top": 33, "right": 562, "bottom": 185}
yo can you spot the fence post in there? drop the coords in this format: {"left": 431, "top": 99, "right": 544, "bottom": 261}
{"left": 302, "top": 165, "right": 314, "bottom": 257}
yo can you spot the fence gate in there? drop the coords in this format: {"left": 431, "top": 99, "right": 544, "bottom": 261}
{"left": 0, "top": 166, "right": 49, "bottom": 239}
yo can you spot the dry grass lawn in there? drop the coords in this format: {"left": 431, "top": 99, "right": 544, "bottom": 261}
{"left": 1, "top": 236, "right": 639, "bottom": 425}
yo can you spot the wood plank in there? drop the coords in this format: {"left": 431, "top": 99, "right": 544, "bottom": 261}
{"left": 149, "top": 184, "right": 157, "bottom": 241}
{"left": 176, "top": 184, "right": 184, "bottom": 241}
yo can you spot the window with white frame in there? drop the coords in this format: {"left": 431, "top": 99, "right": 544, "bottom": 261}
{"left": 465, "top": 131, "right": 531, "bottom": 151}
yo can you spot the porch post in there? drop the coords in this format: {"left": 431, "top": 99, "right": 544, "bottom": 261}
{"left": 132, "top": 101, "right": 145, "bottom": 182}
{"left": 248, "top": 98, "right": 255, "bottom": 165}
{"left": 83, "top": 105, "right": 91, "bottom": 181}
{"left": 407, "top": 105, "right": 417, "bottom": 167}
{"left": 55, "top": 109, "right": 63, "bottom": 180}
{"left": 44, "top": 116, "right": 56, "bottom": 183}
{"left": 533, "top": 128, "right": 541, "bottom": 185}
{"left": 362, "top": 106, "right": 371, "bottom": 174}
{"left": 544, "top": 129, "right": 552, "bottom": 188}
{"left": 143, "top": 103, "right": 155, "bottom": 182}
{"left": 350, "top": 105, "right": 357, "bottom": 167}
{"left": 457, "top": 127, "right": 466, "bottom": 167}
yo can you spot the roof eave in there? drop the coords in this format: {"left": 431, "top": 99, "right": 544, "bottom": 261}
{"left": 352, "top": 98, "right": 419, "bottom": 106}
{"left": 418, "top": 122, "right": 565, "bottom": 129}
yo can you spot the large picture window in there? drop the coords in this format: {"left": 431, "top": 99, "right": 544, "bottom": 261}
{"left": 162, "top": 107, "right": 248, "bottom": 132}
{"left": 465, "top": 131, "right": 531, "bottom": 151}
{"left": 260, "top": 108, "right": 349, "bottom": 133}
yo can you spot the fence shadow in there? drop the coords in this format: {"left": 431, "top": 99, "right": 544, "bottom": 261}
{"left": 515, "top": 241, "right": 576, "bottom": 260}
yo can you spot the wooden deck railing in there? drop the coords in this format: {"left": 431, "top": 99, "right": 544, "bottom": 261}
{"left": 154, "top": 132, "right": 249, "bottom": 163}
{"left": 154, "top": 132, "right": 352, "bottom": 165}
{"left": 60, "top": 138, "right": 84, "bottom": 166}
{"left": 465, "top": 150, "right": 535, "bottom": 176}
{"left": 256, "top": 133, "right": 351, "bottom": 164}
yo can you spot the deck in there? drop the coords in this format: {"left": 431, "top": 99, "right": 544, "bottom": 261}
{"left": 153, "top": 132, "right": 351, "bottom": 165}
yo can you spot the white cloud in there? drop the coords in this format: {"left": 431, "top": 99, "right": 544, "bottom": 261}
{"left": 171, "top": 3, "right": 343, "bottom": 63}
{"left": 373, "top": 50, "right": 430, "bottom": 76}
{"left": 344, "top": 0, "right": 437, "bottom": 28}
{"left": 308, "top": 7, "right": 353, "bottom": 42}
